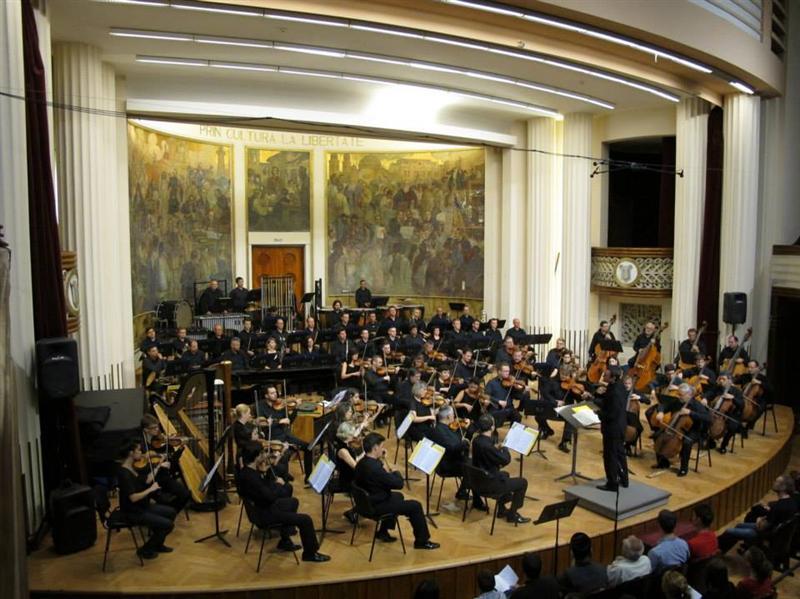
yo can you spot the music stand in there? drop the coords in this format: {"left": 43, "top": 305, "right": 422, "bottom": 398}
{"left": 554, "top": 402, "right": 599, "bottom": 483}
{"left": 534, "top": 498, "right": 580, "bottom": 576}
{"left": 195, "top": 452, "right": 230, "bottom": 547}
{"left": 598, "top": 339, "right": 623, "bottom": 353}
{"left": 371, "top": 296, "right": 389, "bottom": 308}
{"left": 448, "top": 302, "right": 466, "bottom": 313}
{"left": 300, "top": 292, "right": 316, "bottom": 304}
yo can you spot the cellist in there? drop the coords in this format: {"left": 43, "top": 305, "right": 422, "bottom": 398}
{"left": 703, "top": 373, "right": 744, "bottom": 454}
{"left": 652, "top": 383, "right": 710, "bottom": 477}
{"left": 733, "top": 360, "right": 769, "bottom": 433}
{"left": 588, "top": 320, "right": 616, "bottom": 362}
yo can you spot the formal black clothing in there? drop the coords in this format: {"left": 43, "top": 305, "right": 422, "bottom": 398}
{"left": 171, "top": 336, "right": 190, "bottom": 357}
{"left": 405, "top": 399, "right": 433, "bottom": 442}
{"left": 238, "top": 329, "right": 257, "bottom": 353}
{"left": 588, "top": 330, "right": 616, "bottom": 361}
{"left": 594, "top": 382, "right": 629, "bottom": 487}
{"left": 354, "top": 339, "right": 375, "bottom": 359}
{"left": 233, "top": 420, "right": 256, "bottom": 451}
{"left": 237, "top": 466, "right": 320, "bottom": 557}
{"left": 484, "top": 377, "right": 522, "bottom": 427}
{"left": 655, "top": 396, "right": 711, "bottom": 471}
{"left": 459, "top": 314, "right": 475, "bottom": 330}
{"left": 426, "top": 423, "right": 468, "bottom": 488}
{"left": 386, "top": 335, "right": 401, "bottom": 353}
{"left": 355, "top": 287, "right": 372, "bottom": 308}
{"left": 471, "top": 435, "right": 527, "bottom": 513}
{"left": 331, "top": 339, "right": 351, "bottom": 364}
{"left": 402, "top": 334, "right": 425, "bottom": 356}
{"left": 364, "top": 369, "right": 392, "bottom": 404}
{"left": 206, "top": 334, "right": 228, "bottom": 359}
{"left": 142, "top": 356, "right": 165, "bottom": 387}
{"left": 395, "top": 379, "right": 415, "bottom": 407}
{"left": 230, "top": 286, "right": 249, "bottom": 312}
{"left": 117, "top": 465, "right": 176, "bottom": 551}
{"left": 509, "top": 576, "right": 561, "bottom": 599}
{"left": 354, "top": 456, "right": 431, "bottom": 542}
{"left": 220, "top": 349, "right": 249, "bottom": 372}
{"left": 505, "top": 327, "right": 527, "bottom": 345}
{"left": 676, "top": 338, "right": 707, "bottom": 365}
{"left": 257, "top": 404, "right": 313, "bottom": 476}
{"left": 719, "top": 346, "right": 750, "bottom": 369}
{"left": 140, "top": 338, "right": 160, "bottom": 355}
{"left": 428, "top": 314, "right": 450, "bottom": 331}
{"left": 253, "top": 351, "right": 280, "bottom": 370}
{"left": 180, "top": 349, "right": 205, "bottom": 371}
{"left": 198, "top": 287, "right": 223, "bottom": 314}
{"left": 269, "top": 330, "right": 288, "bottom": 350}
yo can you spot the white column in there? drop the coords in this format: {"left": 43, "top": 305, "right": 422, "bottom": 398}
{"left": 719, "top": 94, "right": 760, "bottom": 343}
{"left": 498, "top": 145, "right": 527, "bottom": 324}
{"left": 670, "top": 98, "right": 710, "bottom": 357}
{"left": 561, "top": 113, "right": 593, "bottom": 363}
{"left": 0, "top": 1, "right": 34, "bottom": 596}
{"left": 526, "top": 117, "right": 561, "bottom": 336}
{"left": 53, "top": 43, "right": 135, "bottom": 390}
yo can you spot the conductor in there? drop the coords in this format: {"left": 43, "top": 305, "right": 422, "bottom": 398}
{"left": 594, "top": 366, "right": 629, "bottom": 492}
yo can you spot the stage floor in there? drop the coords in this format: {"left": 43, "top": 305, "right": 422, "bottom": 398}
{"left": 28, "top": 406, "right": 794, "bottom": 597}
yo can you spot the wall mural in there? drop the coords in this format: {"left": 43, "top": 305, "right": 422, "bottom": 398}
{"left": 128, "top": 122, "right": 233, "bottom": 314}
{"left": 246, "top": 148, "right": 311, "bottom": 232}
{"left": 326, "top": 149, "right": 485, "bottom": 298}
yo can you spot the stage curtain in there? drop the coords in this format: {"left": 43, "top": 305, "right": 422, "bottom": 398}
{"left": 658, "top": 136, "right": 676, "bottom": 247}
{"left": 696, "top": 106, "right": 724, "bottom": 357}
{"left": 22, "top": 0, "right": 67, "bottom": 340}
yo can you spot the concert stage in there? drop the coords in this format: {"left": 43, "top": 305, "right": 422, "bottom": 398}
{"left": 564, "top": 479, "right": 671, "bottom": 521}
{"left": 29, "top": 407, "right": 794, "bottom": 599}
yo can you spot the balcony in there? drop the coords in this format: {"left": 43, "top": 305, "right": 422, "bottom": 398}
{"left": 591, "top": 247, "right": 673, "bottom": 298}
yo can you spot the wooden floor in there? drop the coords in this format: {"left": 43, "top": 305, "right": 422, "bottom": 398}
{"left": 29, "top": 406, "right": 795, "bottom": 598}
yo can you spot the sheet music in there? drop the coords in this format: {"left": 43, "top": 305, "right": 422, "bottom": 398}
{"left": 503, "top": 421, "right": 539, "bottom": 456}
{"left": 395, "top": 411, "right": 415, "bottom": 440}
{"left": 494, "top": 565, "right": 519, "bottom": 594}
{"left": 200, "top": 455, "right": 224, "bottom": 493}
{"left": 408, "top": 437, "right": 445, "bottom": 475}
{"left": 571, "top": 404, "right": 601, "bottom": 427}
{"left": 309, "top": 454, "right": 336, "bottom": 494}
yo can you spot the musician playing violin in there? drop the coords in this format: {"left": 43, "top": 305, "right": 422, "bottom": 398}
{"left": 425, "top": 405, "right": 471, "bottom": 502}
{"left": 330, "top": 400, "right": 368, "bottom": 524}
{"left": 652, "top": 383, "right": 710, "bottom": 477}
{"left": 545, "top": 338, "right": 568, "bottom": 369}
{"left": 588, "top": 321, "right": 616, "bottom": 362}
{"left": 403, "top": 382, "right": 437, "bottom": 443}
{"left": 496, "top": 337, "right": 517, "bottom": 365}
{"left": 140, "top": 414, "right": 191, "bottom": 512}
{"left": 453, "top": 348, "right": 478, "bottom": 387}
{"left": 340, "top": 349, "right": 363, "bottom": 389}
{"left": 452, "top": 378, "right": 484, "bottom": 437}
{"left": 557, "top": 351, "right": 590, "bottom": 453}
{"left": 483, "top": 363, "right": 523, "bottom": 427}
{"left": 255, "top": 385, "right": 313, "bottom": 480}
{"left": 703, "top": 373, "right": 744, "bottom": 454}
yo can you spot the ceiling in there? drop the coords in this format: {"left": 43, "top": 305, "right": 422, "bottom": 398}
{"left": 47, "top": 0, "right": 748, "bottom": 144}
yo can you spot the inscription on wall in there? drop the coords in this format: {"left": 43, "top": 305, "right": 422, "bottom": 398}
{"left": 198, "top": 126, "right": 365, "bottom": 148}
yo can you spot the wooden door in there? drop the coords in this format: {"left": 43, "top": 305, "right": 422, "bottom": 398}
{"left": 251, "top": 245, "right": 305, "bottom": 307}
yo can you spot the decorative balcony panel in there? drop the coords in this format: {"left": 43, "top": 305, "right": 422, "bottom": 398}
{"left": 591, "top": 247, "right": 673, "bottom": 298}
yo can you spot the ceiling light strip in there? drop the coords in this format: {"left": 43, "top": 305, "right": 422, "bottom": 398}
{"left": 134, "top": 54, "right": 562, "bottom": 117}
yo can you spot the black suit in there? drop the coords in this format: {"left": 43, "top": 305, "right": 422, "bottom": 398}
{"left": 354, "top": 456, "right": 431, "bottom": 542}
{"left": 594, "top": 381, "right": 628, "bottom": 487}
{"left": 198, "top": 287, "right": 223, "bottom": 314}
{"left": 426, "top": 422, "right": 469, "bottom": 494}
{"left": 471, "top": 435, "right": 527, "bottom": 513}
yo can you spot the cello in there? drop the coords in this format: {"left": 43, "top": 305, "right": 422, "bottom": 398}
{"left": 632, "top": 322, "right": 669, "bottom": 392}
{"left": 587, "top": 314, "right": 617, "bottom": 383}
{"left": 653, "top": 409, "right": 693, "bottom": 462}
{"left": 740, "top": 364, "right": 765, "bottom": 425}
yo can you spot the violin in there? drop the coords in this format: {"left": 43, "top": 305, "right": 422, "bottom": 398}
{"left": 268, "top": 397, "right": 298, "bottom": 412}
{"left": 420, "top": 387, "right": 446, "bottom": 407}
{"left": 426, "top": 350, "right": 448, "bottom": 361}
{"left": 501, "top": 378, "right": 526, "bottom": 390}
{"left": 376, "top": 366, "right": 399, "bottom": 376}
{"left": 449, "top": 417, "right": 470, "bottom": 431}
{"left": 513, "top": 361, "right": 535, "bottom": 376}
{"left": 560, "top": 375, "right": 586, "bottom": 395}
{"left": 133, "top": 452, "right": 163, "bottom": 470}
{"left": 149, "top": 434, "right": 187, "bottom": 450}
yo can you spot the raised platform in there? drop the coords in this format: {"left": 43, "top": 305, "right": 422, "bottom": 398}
{"left": 28, "top": 406, "right": 794, "bottom": 599}
{"left": 564, "top": 479, "right": 671, "bottom": 520}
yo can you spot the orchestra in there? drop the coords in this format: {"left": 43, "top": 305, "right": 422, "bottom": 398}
{"left": 127, "top": 282, "right": 771, "bottom": 565}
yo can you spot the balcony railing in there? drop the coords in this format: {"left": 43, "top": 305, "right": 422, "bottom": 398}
{"left": 591, "top": 247, "right": 673, "bottom": 298}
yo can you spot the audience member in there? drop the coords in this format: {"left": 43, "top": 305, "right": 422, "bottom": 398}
{"left": 474, "top": 569, "right": 504, "bottom": 599}
{"left": 607, "top": 535, "right": 651, "bottom": 587}
{"left": 661, "top": 570, "right": 692, "bottom": 599}
{"left": 736, "top": 547, "right": 775, "bottom": 599}
{"left": 413, "top": 579, "right": 440, "bottom": 599}
{"left": 510, "top": 552, "right": 559, "bottom": 599}
{"left": 557, "top": 532, "right": 608, "bottom": 595}
{"left": 700, "top": 558, "right": 735, "bottom": 599}
{"left": 687, "top": 503, "right": 719, "bottom": 561}
{"left": 718, "top": 475, "right": 797, "bottom": 553}
{"left": 648, "top": 510, "right": 690, "bottom": 573}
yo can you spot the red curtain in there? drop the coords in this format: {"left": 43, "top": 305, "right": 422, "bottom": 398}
{"left": 22, "top": 0, "right": 67, "bottom": 340}
{"left": 696, "top": 106, "right": 724, "bottom": 361}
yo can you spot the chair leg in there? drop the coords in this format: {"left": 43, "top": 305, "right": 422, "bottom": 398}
{"left": 707, "top": 444, "right": 712, "bottom": 467}
{"left": 369, "top": 520, "right": 379, "bottom": 562}
{"left": 129, "top": 527, "right": 143, "bottom": 567}
{"left": 393, "top": 436, "right": 400, "bottom": 464}
{"left": 102, "top": 527, "right": 112, "bottom": 572}
{"left": 490, "top": 500, "right": 499, "bottom": 536}
{"left": 257, "top": 531, "right": 266, "bottom": 573}
{"left": 350, "top": 514, "right": 358, "bottom": 546}
{"left": 462, "top": 489, "right": 470, "bottom": 522}
{"left": 397, "top": 516, "right": 406, "bottom": 555}
{"left": 436, "top": 475, "right": 445, "bottom": 511}
{"left": 245, "top": 522, "right": 254, "bottom": 554}
{"left": 771, "top": 406, "right": 778, "bottom": 433}
{"left": 236, "top": 501, "right": 244, "bottom": 537}
{"left": 694, "top": 443, "right": 701, "bottom": 473}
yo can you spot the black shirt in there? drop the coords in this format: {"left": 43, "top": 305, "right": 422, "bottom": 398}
{"left": 354, "top": 455, "right": 404, "bottom": 504}
{"left": 180, "top": 349, "right": 205, "bottom": 370}
{"left": 355, "top": 287, "right": 372, "bottom": 308}
{"left": 230, "top": 286, "right": 249, "bottom": 312}
{"left": 238, "top": 465, "right": 291, "bottom": 507}
{"left": 117, "top": 465, "right": 149, "bottom": 513}
{"left": 505, "top": 327, "right": 527, "bottom": 345}
{"left": 509, "top": 577, "right": 561, "bottom": 599}
{"left": 595, "top": 380, "right": 627, "bottom": 437}
{"left": 588, "top": 330, "right": 616, "bottom": 361}
{"left": 677, "top": 338, "right": 707, "bottom": 365}
{"left": 766, "top": 496, "right": 797, "bottom": 530}
{"left": 142, "top": 356, "right": 165, "bottom": 386}
{"left": 171, "top": 336, "right": 190, "bottom": 357}
{"left": 220, "top": 349, "right": 249, "bottom": 372}
{"left": 198, "top": 287, "right": 223, "bottom": 314}
{"left": 472, "top": 434, "right": 511, "bottom": 479}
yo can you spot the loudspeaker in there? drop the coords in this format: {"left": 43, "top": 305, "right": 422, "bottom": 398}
{"left": 723, "top": 292, "right": 747, "bottom": 325}
{"left": 36, "top": 337, "right": 80, "bottom": 399}
{"left": 50, "top": 481, "right": 96, "bottom": 554}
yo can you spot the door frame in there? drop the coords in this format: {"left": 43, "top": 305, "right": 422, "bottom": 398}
{"left": 247, "top": 233, "right": 311, "bottom": 297}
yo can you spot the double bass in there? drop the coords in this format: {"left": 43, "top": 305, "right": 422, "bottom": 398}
{"left": 632, "top": 322, "right": 669, "bottom": 392}
{"left": 677, "top": 320, "right": 708, "bottom": 371}
{"left": 720, "top": 328, "right": 752, "bottom": 378}
{"left": 587, "top": 314, "right": 617, "bottom": 384}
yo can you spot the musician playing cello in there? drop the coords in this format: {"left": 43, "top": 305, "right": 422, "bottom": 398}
{"left": 652, "top": 383, "right": 710, "bottom": 477}
{"left": 588, "top": 320, "right": 616, "bottom": 362}
{"left": 703, "top": 373, "right": 743, "bottom": 454}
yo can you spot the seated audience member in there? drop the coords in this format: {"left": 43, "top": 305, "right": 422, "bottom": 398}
{"left": 474, "top": 569, "right": 504, "bottom": 599}
{"left": 557, "top": 532, "right": 608, "bottom": 595}
{"left": 718, "top": 475, "right": 797, "bottom": 554}
{"left": 661, "top": 570, "right": 693, "bottom": 599}
{"left": 687, "top": 503, "right": 719, "bottom": 561}
{"left": 701, "top": 558, "right": 735, "bottom": 599}
{"left": 510, "top": 552, "right": 559, "bottom": 599}
{"left": 648, "top": 509, "right": 690, "bottom": 573}
{"left": 607, "top": 535, "right": 651, "bottom": 587}
{"left": 413, "top": 579, "right": 440, "bottom": 599}
{"left": 736, "top": 547, "right": 775, "bottom": 599}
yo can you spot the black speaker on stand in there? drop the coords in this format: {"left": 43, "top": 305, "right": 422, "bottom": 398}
{"left": 722, "top": 292, "right": 747, "bottom": 325}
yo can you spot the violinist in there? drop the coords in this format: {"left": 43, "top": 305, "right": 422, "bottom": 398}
{"left": 719, "top": 335, "right": 750, "bottom": 371}
{"left": 353, "top": 432, "right": 439, "bottom": 550}
{"left": 505, "top": 318, "right": 527, "bottom": 346}
{"left": 329, "top": 399, "right": 369, "bottom": 523}
{"left": 331, "top": 328, "right": 351, "bottom": 364}
{"left": 117, "top": 439, "right": 177, "bottom": 559}
{"left": 704, "top": 373, "right": 744, "bottom": 454}
{"left": 453, "top": 348, "right": 478, "bottom": 386}
{"left": 140, "top": 414, "right": 191, "bottom": 512}
{"left": 340, "top": 349, "right": 363, "bottom": 389}
{"left": 404, "top": 382, "right": 437, "bottom": 443}
{"left": 426, "top": 406, "right": 471, "bottom": 502}
{"left": 652, "top": 383, "right": 710, "bottom": 477}
{"left": 354, "top": 328, "right": 376, "bottom": 359}
{"left": 171, "top": 327, "right": 190, "bottom": 358}
{"left": 545, "top": 338, "right": 568, "bottom": 369}
{"left": 256, "top": 386, "right": 313, "bottom": 480}
{"left": 364, "top": 356, "right": 394, "bottom": 406}
{"left": 496, "top": 337, "right": 517, "bottom": 365}
{"left": 238, "top": 442, "right": 330, "bottom": 562}
{"left": 627, "top": 322, "right": 660, "bottom": 368}
{"left": 180, "top": 339, "right": 206, "bottom": 371}
{"left": 557, "top": 351, "right": 589, "bottom": 453}
{"left": 434, "top": 367, "right": 454, "bottom": 396}
{"left": 232, "top": 403, "right": 261, "bottom": 457}
{"left": 588, "top": 321, "right": 616, "bottom": 362}
{"left": 355, "top": 279, "right": 372, "bottom": 308}
{"left": 207, "top": 324, "right": 228, "bottom": 360}
{"left": 676, "top": 328, "right": 706, "bottom": 367}
{"left": 396, "top": 368, "right": 421, "bottom": 407}
{"left": 402, "top": 324, "right": 425, "bottom": 355}
{"left": 220, "top": 337, "right": 250, "bottom": 372}
{"left": 472, "top": 414, "right": 530, "bottom": 524}
{"left": 593, "top": 367, "right": 629, "bottom": 492}
{"left": 483, "top": 363, "right": 523, "bottom": 427}
{"left": 452, "top": 378, "right": 484, "bottom": 436}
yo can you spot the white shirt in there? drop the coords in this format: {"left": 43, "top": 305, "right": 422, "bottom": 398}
{"left": 606, "top": 555, "right": 652, "bottom": 587}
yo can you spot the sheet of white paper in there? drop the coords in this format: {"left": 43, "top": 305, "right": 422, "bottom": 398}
{"left": 503, "top": 421, "right": 539, "bottom": 456}
{"left": 571, "top": 407, "right": 601, "bottom": 427}
{"left": 409, "top": 438, "right": 444, "bottom": 475}
{"left": 309, "top": 454, "right": 336, "bottom": 494}
{"left": 396, "top": 411, "right": 415, "bottom": 440}
{"left": 494, "top": 564, "right": 519, "bottom": 594}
